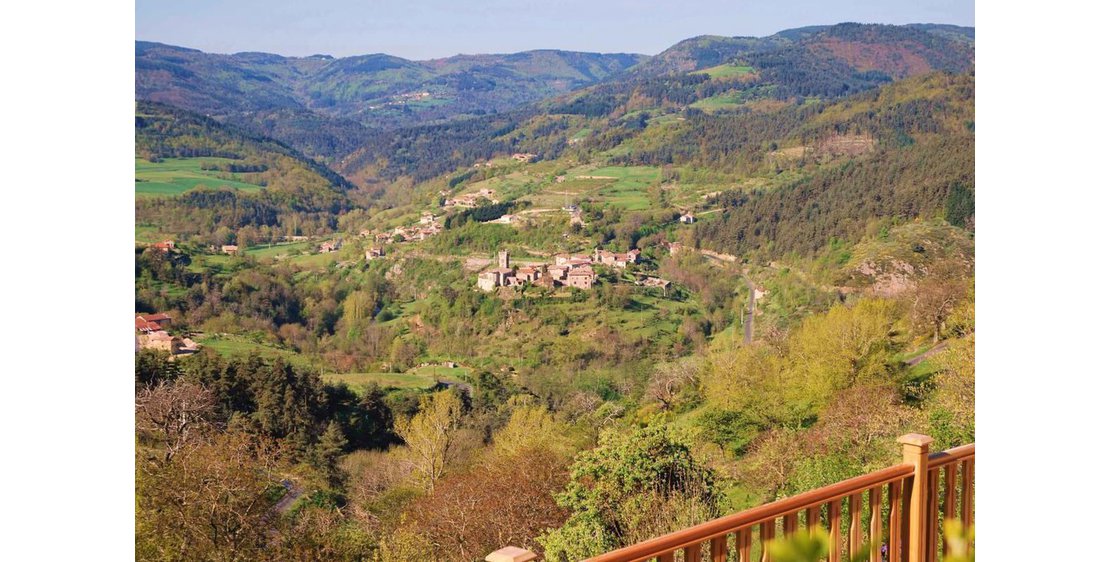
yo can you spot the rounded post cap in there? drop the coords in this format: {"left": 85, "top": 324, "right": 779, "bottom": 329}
{"left": 486, "top": 547, "right": 538, "bottom": 562}
{"left": 897, "top": 433, "right": 935, "bottom": 447}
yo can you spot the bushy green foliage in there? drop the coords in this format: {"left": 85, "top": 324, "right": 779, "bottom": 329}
{"left": 540, "top": 420, "right": 722, "bottom": 560}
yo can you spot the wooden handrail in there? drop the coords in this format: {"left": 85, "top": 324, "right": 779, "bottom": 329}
{"left": 927, "top": 443, "right": 975, "bottom": 468}
{"left": 489, "top": 436, "right": 974, "bottom": 562}
{"left": 582, "top": 436, "right": 974, "bottom": 562}
{"left": 585, "top": 463, "right": 913, "bottom": 562}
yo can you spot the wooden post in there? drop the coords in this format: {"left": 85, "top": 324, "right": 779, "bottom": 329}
{"left": 898, "top": 433, "right": 934, "bottom": 562}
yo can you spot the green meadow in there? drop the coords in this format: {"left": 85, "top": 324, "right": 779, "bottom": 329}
{"left": 587, "top": 166, "right": 660, "bottom": 210}
{"left": 322, "top": 365, "right": 471, "bottom": 394}
{"left": 690, "top": 92, "right": 749, "bottom": 112}
{"left": 698, "top": 63, "right": 755, "bottom": 79}
{"left": 321, "top": 372, "right": 438, "bottom": 392}
{"left": 135, "top": 157, "right": 264, "bottom": 197}
{"left": 245, "top": 241, "right": 314, "bottom": 259}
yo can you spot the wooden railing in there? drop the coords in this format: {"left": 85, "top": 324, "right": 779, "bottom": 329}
{"left": 487, "top": 433, "right": 974, "bottom": 562}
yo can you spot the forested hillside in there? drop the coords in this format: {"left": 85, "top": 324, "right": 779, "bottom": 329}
{"left": 136, "top": 101, "right": 356, "bottom": 243}
{"left": 136, "top": 41, "right": 645, "bottom": 156}
{"left": 135, "top": 21, "right": 974, "bottom": 562}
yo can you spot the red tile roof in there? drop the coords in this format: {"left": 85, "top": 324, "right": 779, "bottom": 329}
{"left": 135, "top": 319, "right": 162, "bottom": 332}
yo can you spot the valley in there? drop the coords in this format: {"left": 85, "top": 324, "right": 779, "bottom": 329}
{"left": 135, "top": 21, "right": 974, "bottom": 562}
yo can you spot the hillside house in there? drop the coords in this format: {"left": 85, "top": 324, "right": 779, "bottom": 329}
{"left": 138, "top": 330, "right": 181, "bottom": 354}
{"left": 477, "top": 271, "right": 500, "bottom": 292}
{"left": 642, "top": 276, "right": 672, "bottom": 295}
{"left": 485, "top": 214, "right": 518, "bottom": 225}
{"left": 547, "top": 265, "right": 569, "bottom": 282}
{"left": 595, "top": 248, "right": 641, "bottom": 268}
{"left": 565, "top": 267, "right": 597, "bottom": 290}
{"left": 642, "top": 277, "right": 671, "bottom": 289}
{"left": 555, "top": 254, "right": 593, "bottom": 267}
{"left": 511, "top": 152, "right": 537, "bottom": 163}
{"left": 679, "top": 213, "right": 697, "bottom": 224}
{"left": 136, "top": 312, "right": 174, "bottom": 334}
{"left": 152, "top": 240, "right": 175, "bottom": 253}
{"left": 221, "top": 244, "right": 239, "bottom": 255}
{"left": 179, "top": 338, "right": 199, "bottom": 354}
{"left": 136, "top": 313, "right": 172, "bottom": 330}
{"left": 319, "top": 239, "right": 342, "bottom": 253}
{"left": 365, "top": 247, "right": 384, "bottom": 261}
{"left": 516, "top": 266, "right": 540, "bottom": 282}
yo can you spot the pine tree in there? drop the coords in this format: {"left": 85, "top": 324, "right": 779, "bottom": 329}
{"left": 313, "top": 421, "right": 348, "bottom": 486}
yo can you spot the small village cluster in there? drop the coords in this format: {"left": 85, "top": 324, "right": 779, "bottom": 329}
{"left": 471, "top": 153, "right": 536, "bottom": 168}
{"left": 135, "top": 313, "right": 199, "bottom": 356}
{"left": 443, "top": 188, "right": 498, "bottom": 209}
{"left": 150, "top": 238, "right": 242, "bottom": 255}
{"left": 361, "top": 212, "right": 443, "bottom": 261}
{"left": 477, "top": 248, "right": 642, "bottom": 292}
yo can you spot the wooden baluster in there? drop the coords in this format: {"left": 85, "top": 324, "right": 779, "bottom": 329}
{"left": 784, "top": 511, "right": 798, "bottom": 536}
{"left": 942, "top": 464, "right": 956, "bottom": 556}
{"left": 828, "top": 499, "right": 842, "bottom": 562}
{"left": 898, "top": 434, "right": 933, "bottom": 562}
{"left": 659, "top": 552, "right": 675, "bottom": 562}
{"left": 807, "top": 506, "right": 821, "bottom": 535}
{"left": 683, "top": 543, "right": 702, "bottom": 562}
{"left": 737, "top": 527, "right": 753, "bottom": 562}
{"left": 869, "top": 487, "right": 882, "bottom": 562}
{"left": 712, "top": 535, "right": 728, "bottom": 562}
{"left": 849, "top": 493, "right": 863, "bottom": 560}
{"left": 926, "top": 470, "right": 940, "bottom": 562}
{"left": 960, "top": 459, "right": 974, "bottom": 527}
{"left": 888, "top": 480, "right": 903, "bottom": 562}
{"left": 760, "top": 519, "right": 775, "bottom": 562}
{"left": 900, "top": 477, "right": 912, "bottom": 562}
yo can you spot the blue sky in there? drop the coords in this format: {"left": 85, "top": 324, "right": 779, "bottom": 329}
{"left": 136, "top": 0, "right": 974, "bottom": 59}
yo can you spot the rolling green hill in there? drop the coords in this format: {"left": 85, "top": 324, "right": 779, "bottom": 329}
{"left": 135, "top": 101, "right": 354, "bottom": 243}
{"left": 136, "top": 41, "right": 645, "bottom": 139}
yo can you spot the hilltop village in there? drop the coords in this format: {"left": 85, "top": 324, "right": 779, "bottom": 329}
{"left": 477, "top": 248, "right": 644, "bottom": 291}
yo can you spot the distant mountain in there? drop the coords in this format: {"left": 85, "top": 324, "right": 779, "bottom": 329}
{"left": 335, "top": 23, "right": 973, "bottom": 185}
{"left": 136, "top": 23, "right": 972, "bottom": 186}
{"left": 623, "top": 23, "right": 973, "bottom": 80}
{"left": 136, "top": 41, "right": 646, "bottom": 134}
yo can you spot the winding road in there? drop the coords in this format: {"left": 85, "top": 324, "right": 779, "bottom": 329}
{"left": 742, "top": 275, "right": 756, "bottom": 344}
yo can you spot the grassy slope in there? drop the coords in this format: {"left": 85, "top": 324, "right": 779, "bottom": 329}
{"left": 136, "top": 157, "right": 265, "bottom": 197}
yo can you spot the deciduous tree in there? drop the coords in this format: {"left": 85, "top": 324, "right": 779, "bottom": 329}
{"left": 393, "top": 390, "right": 463, "bottom": 492}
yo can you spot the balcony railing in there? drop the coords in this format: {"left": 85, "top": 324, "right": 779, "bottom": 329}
{"left": 487, "top": 433, "right": 973, "bottom": 562}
